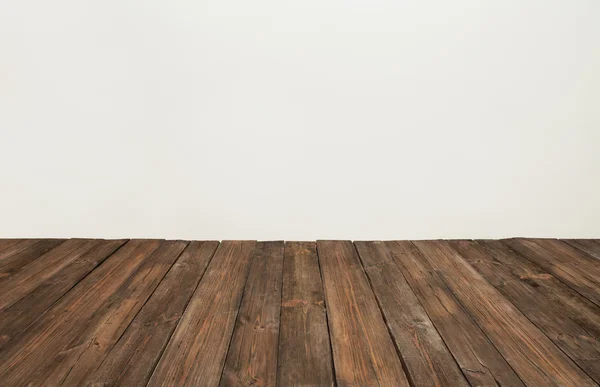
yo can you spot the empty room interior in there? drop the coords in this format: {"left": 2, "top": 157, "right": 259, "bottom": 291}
{"left": 1, "top": 0, "right": 599, "bottom": 386}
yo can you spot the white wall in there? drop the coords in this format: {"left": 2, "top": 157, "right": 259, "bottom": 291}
{"left": 1, "top": 0, "right": 599, "bottom": 240}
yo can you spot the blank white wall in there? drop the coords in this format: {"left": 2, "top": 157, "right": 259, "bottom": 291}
{"left": 1, "top": 0, "right": 599, "bottom": 240}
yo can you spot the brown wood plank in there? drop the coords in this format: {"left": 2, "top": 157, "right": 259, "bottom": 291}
{"left": 0, "top": 239, "right": 35, "bottom": 261}
{"left": 317, "top": 240, "right": 409, "bottom": 387}
{"left": 563, "top": 239, "right": 600, "bottom": 260}
{"left": 220, "top": 241, "right": 284, "bottom": 387}
{"left": 385, "top": 240, "right": 525, "bottom": 386}
{"left": 1, "top": 236, "right": 597, "bottom": 386}
{"left": 0, "top": 239, "right": 126, "bottom": 348}
{"left": 0, "top": 239, "right": 23, "bottom": 255}
{"left": 59, "top": 240, "right": 189, "bottom": 385}
{"left": 452, "top": 239, "right": 600, "bottom": 382}
{"left": 0, "top": 239, "right": 98, "bottom": 311}
{"left": 277, "top": 241, "right": 335, "bottom": 387}
{"left": 505, "top": 238, "right": 600, "bottom": 308}
{"left": 81, "top": 241, "right": 218, "bottom": 387}
{"left": 413, "top": 240, "right": 596, "bottom": 386}
{"left": 0, "top": 238, "right": 65, "bottom": 279}
{"left": 148, "top": 240, "right": 257, "bottom": 387}
{"left": 0, "top": 239, "right": 164, "bottom": 386}
{"left": 355, "top": 241, "right": 468, "bottom": 387}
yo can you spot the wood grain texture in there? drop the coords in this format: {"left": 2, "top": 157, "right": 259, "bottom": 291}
{"left": 0, "top": 239, "right": 163, "bottom": 386}
{"left": 0, "top": 239, "right": 98, "bottom": 311}
{"left": 355, "top": 241, "right": 468, "bottom": 387}
{"left": 317, "top": 240, "right": 409, "bottom": 387}
{"left": 505, "top": 238, "right": 600, "bottom": 308}
{"left": 385, "top": 240, "right": 525, "bottom": 387}
{"left": 0, "top": 239, "right": 65, "bottom": 280}
{"left": 452, "top": 239, "right": 600, "bottom": 382}
{"left": 0, "top": 239, "right": 126, "bottom": 348}
{"left": 59, "top": 240, "right": 189, "bottom": 386}
{"left": 563, "top": 239, "right": 600, "bottom": 260}
{"left": 413, "top": 240, "right": 596, "bottom": 386}
{"left": 220, "top": 241, "right": 284, "bottom": 387}
{"left": 277, "top": 241, "right": 335, "bottom": 387}
{"left": 83, "top": 241, "right": 219, "bottom": 387}
{"left": 0, "top": 239, "right": 37, "bottom": 263}
{"left": 0, "top": 238, "right": 598, "bottom": 386}
{"left": 148, "top": 240, "right": 257, "bottom": 387}
{"left": 0, "top": 239, "right": 24, "bottom": 256}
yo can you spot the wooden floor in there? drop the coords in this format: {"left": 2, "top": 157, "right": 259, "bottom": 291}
{"left": 0, "top": 239, "right": 599, "bottom": 386}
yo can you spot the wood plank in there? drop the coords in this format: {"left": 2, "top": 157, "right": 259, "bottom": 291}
{"left": 0, "top": 239, "right": 98, "bottom": 311}
{"left": 505, "top": 238, "right": 600, "bottom": 308}
{"left": 413, "top": 240, "right": 596, "bottom": 386}
{"left": 148, "top": 240, "right": 257, "bottom": 387}
{"left": 82, "top": 241, "right": 219, "bottom": 387}
{"left": 317, "top": 240, "right": 409, "bottom": 387}
{"left": 220, "top": 241, "right": 284, "bottom": 386}
{"left": 0, "top": 239, "right": 23, "bottom": 255}
{"left": 355, "top": 241, "right": 468, "bottom": 387}
{"left": 562, "top": 239, "right": 600, "bottom": 260}
{"left": 0, "top": 239, "right": 126, "bottom": 348}
{"left": 452, "top": 239, "right": 600, "bottom": 382}
{"left": 0, "top": 238, "right": 65, "bottom": 278}
{"left": 59, "top": 240, "right": 189, "bottom": 386}
{"left": 0, "top": 239, "right": 35, "bottom": 261}
{"left": 386, "top": 240, "right": 525, "bottom": 387}
{"left": 0, "top": 239, "right": 164, "bottom": 386}
{"left": 1, "top": 236, "right": 598, "bottom": 386}
{"left": 277, "top": 241, "right": 335, "bottom": 387}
